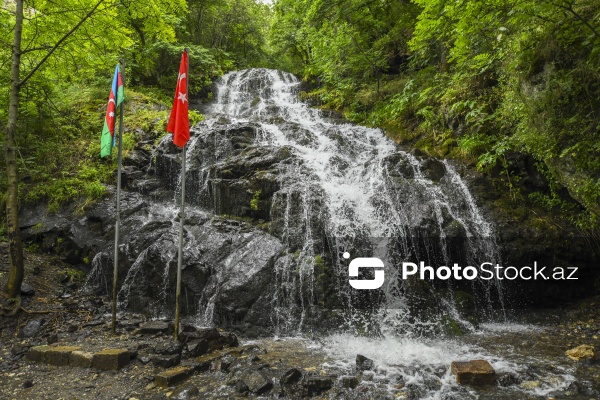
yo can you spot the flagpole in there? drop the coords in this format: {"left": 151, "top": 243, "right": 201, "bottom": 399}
{"left": 174, "top": 48, "right": 189, "bottom": 342}
{"left": 111, "top": 59, "right": 125, "bottom": 335}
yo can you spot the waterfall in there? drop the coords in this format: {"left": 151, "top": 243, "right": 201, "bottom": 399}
{"left": 204, "top": 68, "right": 503, "bottom": 335}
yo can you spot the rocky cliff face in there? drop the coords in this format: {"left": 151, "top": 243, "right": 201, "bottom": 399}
{"left": 19, "top": 69, "right": 600, "bottom": 336}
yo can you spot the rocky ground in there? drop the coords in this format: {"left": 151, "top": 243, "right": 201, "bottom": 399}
{"left": 0, "top": 246, "right": 386, "bottom": 400}
{"left": 1, "top": 246, "right": 599, "bottom": 400}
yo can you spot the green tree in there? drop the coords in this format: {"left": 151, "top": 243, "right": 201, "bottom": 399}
{"left": 1, "top": 0, "right": 188, "bottom": 311}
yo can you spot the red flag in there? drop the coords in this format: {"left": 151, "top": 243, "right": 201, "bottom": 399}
{"left": 167, "top": 50, "right": 190, "bottom": 148}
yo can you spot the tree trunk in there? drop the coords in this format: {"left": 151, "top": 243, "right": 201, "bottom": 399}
{"left": 4, "top": 0, "right": 24, "bottom": 299}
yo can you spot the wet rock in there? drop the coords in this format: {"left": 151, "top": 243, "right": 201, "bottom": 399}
{"left": 520, "top": 380, "right": 541, "bottom": 390}
{"left": 20, "top": 282, "right": 35, "bottom": 296}
{"left": 496, "top": 372, "right": 521, "bottom": 387}
{"left": 211, "top": 354, "right": 236, "bottom": 372}
{"left": 565, "top": 344, "right": 596, "bottom": 362}
{"left": 92, "top": 349, "right": 130, "bottom": 370}
{"left": 451, "top": 360, "right": 495, "bottom": 386}
{"left": 281, "top": 368, "right": 302, "bottom": 384}
{"left": 241, "top": 369, "right": 273, "bottom": 394}
{"left": 421, "top": 158, "right": 446, "bottom": 182}
{"left": 235, "top": 379, "right": 249, "bottom": 393}
{"left": 356, "top": 354, "right": 374, "bottom": 371}
{"left": 155, "top": 342, "right": 183, "bottom": 356}
{"left": 139, "top": 320, "right": 170, "bottom": 335}
{"left": 137, "top": 349, "right": 153, "bottom": 364}
{"left": 339, "top": 375, "right": 360, "bottom": 389}
{"left": 155, "top": 366, "right": 193, "bottom": 388}
{"left": 152, "top": 354, "right": 181, "bottom": 368}
{"left": 186, "top": 339, "right": 208, "bottom": 357}
{"left": 302, "top": 375, "right": 334, "bottom": 395}
{"left": 168, "top": 383, "right": 199, "bottom": 399}
{"left": 20, "top": 319, "right": 43, "bottom": 338}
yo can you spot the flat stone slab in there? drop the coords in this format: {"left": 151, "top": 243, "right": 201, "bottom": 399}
{"left": 451, "top": 360, "right": 495, "bottom": 386}
{"left": 92, "top": 349, "right": 130, "bottom": 370}
{"left": 26, "top": 345, "right": 51, "bottom": 362}
{"left": 70, "top": 350, "right": 93, "bottom": 368}
{"left": 139, "top": 320, "right": 170, "bottom": 334}
{"left": 155, "top": 366, "right": 193, "bottom": 388}
{"left": 45, "top": 346, "right": 81, "bottom": 366}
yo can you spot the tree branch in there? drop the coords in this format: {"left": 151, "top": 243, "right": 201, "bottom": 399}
{"left": 18, "top": 0, "right": 108, "bottom": 88}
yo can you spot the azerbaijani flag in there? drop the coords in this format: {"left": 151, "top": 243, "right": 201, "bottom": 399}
{"left": 167, "top": 50, "right": 190, "bottom": 148}
{"left": 100, "top": 64, "right": 125, "bottom": 158}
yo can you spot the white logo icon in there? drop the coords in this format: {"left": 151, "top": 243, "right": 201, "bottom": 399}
{"left": 347, "top": 255, "right": 385, "bottom": 290}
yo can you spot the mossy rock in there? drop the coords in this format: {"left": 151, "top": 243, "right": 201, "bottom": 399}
{"left": 442, "top": 316, "right": 464, "bottom": 336}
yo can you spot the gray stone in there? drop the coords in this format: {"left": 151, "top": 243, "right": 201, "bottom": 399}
{"left": 302, "top": 375, "right": 334, "bottom": 395}
{"left": 152, "top": 354, "right": 181, "bottom": 368}
{"left": 168, "top": 383, "right": 199, "bottom": 399}
{"left": 20, "top": 282, "right": 35, "bottom": 296}
{"left": 281, "top": 368, "right": 302, "bottom": 384}
{"left": 339, "top": 375, "right": 359, "bottom": 389}
{"left": 20, "top": 319, "right": 43, "bottom": 338}
{"left": 186, "top": 339, "right": 208, "bottom": 357}
{"left": 155, "top": 342, "right": 183, "bottom": 356}
{"left": 356, "top": 354, "right": 374, "bottom": 371}
{"left": 241, "top": 369, "right": 273, "bottom": 394}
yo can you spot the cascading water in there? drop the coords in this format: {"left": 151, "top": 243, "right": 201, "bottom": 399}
{"left": 205, "top": 69, "right": 503, "bottom": 336}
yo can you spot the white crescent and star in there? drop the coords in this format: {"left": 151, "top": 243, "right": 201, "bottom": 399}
{"left": 108, "top": 98, "right": 115, "bottom": 104}
{"left": 178, "top": 72, "right": 187, "bottom": 82}
{"left": 178, "top": 91, "right": 187, "bottom": 104}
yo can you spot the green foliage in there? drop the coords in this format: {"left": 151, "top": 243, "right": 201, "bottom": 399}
{"left": 64, "top": 268, "right": 86, "bottom": 283}
{"left": 250, "top": 189, "right": 262, "bottom": 211}
{"left": 271, "top": 0, "right": 600, "bottom": 229}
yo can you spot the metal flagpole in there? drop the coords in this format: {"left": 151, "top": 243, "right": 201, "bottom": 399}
{"left": 111, "top": 60, "right": 125, "bottom": 335}
{"left": 174, "top": 48, "right": 189, "bottom": 342}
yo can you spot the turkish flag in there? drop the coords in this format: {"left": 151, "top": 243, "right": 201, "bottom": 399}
{"left": 167, "top": 50, "right": 190, "bottom": 148}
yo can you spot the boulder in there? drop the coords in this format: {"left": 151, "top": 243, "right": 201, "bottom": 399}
{"left": 450, "top": 360, "right": 495, "bottom": 386}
